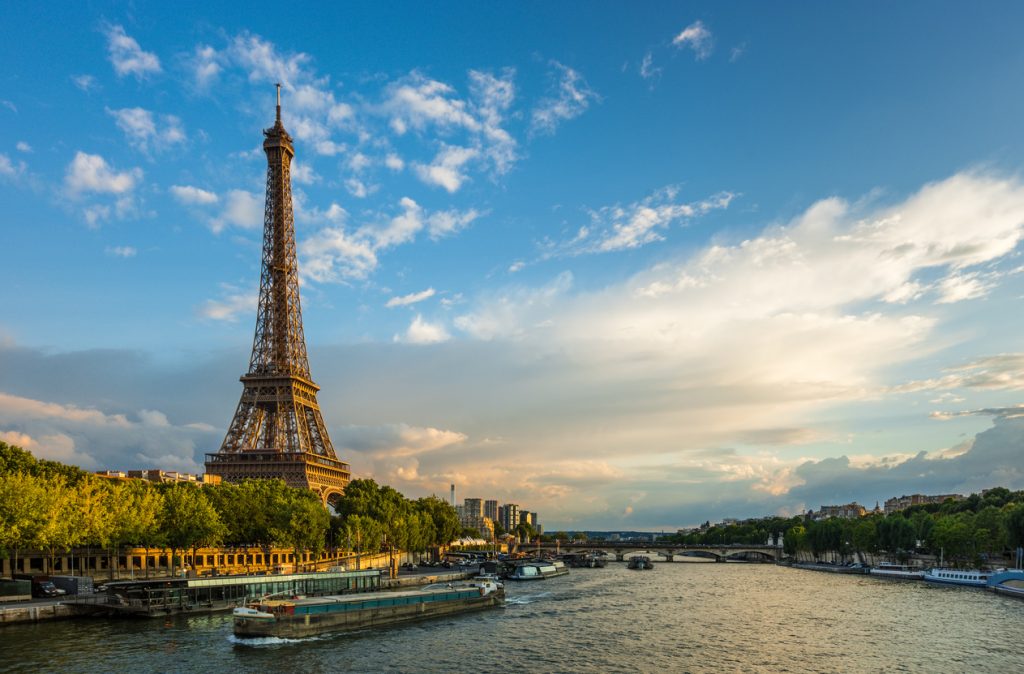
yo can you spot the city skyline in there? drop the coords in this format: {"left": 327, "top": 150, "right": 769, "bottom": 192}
{"left": 3, "top": 2, "right": 1024, "bottom": 530}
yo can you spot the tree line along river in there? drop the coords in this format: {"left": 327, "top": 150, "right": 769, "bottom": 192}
{"left": 1, "top": 560, "right": 1021, "bottom": 673}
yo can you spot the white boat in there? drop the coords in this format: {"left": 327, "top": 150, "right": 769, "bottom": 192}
{"left": 923, "top": 568, "right": 991, "bottom": 587}
{"left": 627, "top": 555, "right": 654, "bottom": 570}
{"left": 868, "top": 562, "right": 925, "bottom": 580}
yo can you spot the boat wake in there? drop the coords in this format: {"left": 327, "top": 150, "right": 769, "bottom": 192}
{"left": 227, "top": 634, "right": 322, "bottom": 647}
{"left": 506, "top": 591, "right": 552, "bottom": 605}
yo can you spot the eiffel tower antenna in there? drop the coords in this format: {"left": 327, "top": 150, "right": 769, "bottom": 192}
{"left": 206, "top": 87, "right": 350, "bottom": 505}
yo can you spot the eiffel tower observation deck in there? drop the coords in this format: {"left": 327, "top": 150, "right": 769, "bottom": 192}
{"left": 206, "top": 86, "right": 350, "bottom": 506}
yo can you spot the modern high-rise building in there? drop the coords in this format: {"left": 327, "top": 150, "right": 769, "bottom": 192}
{"left": 501, "top": 503, "right": 520, "bottom": 532}
{"left": 463, "top": 498, "right": 483, "bottom": 519}
{"left": 484, "top": 499, "right": 499, "bottom": 521}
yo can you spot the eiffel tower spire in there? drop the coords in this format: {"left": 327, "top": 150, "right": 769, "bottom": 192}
{"left": 206, "top": 86, "right": 350, "bottom": 504}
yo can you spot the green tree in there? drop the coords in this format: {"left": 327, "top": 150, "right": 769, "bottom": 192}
{"left": 159, "top": 484, "right": 225, "bottom": 576}
{"left": 0, "top": 472, "right": 49, "bottom": 574}
{"left": 974, "top": 506, "right": 1007, "bottom": 557}
{"left": 276, "top": 493, "right": 329, "bottom": 572}
{"left": 1006, "top": 504, "right": 1024, "bottom": 549}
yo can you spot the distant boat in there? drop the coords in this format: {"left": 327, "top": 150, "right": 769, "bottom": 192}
{"left": 627, "top": 556, "right": 654, "bottom": 570}
{"left": 923, "top": 568, "right": 991, "bottom": 587}
{"left": 868, "top": 562, "right": 925, "bottom": 580}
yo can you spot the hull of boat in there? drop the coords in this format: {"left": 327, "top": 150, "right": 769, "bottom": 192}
{"left": 234, "top": 589, "right": 503, "bottom": 638}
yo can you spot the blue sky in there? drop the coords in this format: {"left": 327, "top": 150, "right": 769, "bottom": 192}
{"left": 3, "top": 2, "right": 1024, "bottom": 529}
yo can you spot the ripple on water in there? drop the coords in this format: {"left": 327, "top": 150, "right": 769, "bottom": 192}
{"left": 1, "top": 565, "right": 1022, "bottom": 673}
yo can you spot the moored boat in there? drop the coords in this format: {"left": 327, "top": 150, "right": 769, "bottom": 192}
{"left": 504, "top": 560, "right": 570, "bottom": 581}
{"left": 923, "top": 568, "right": 991, "bottom": 587}
{"left": 627, "top": 555, "right": 654, "bottom": 570}
{"left": 868, "top": 562, "right": 925, "bottom": 580}
{"left": 233, "top": 577, "right": 504, "bottom": 638}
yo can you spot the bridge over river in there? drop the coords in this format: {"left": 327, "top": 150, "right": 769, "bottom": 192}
{"left": 529, "top": 541, "right": 784, "bottom": 562}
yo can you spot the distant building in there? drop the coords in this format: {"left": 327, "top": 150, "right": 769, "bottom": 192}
{"left": 883, "top": 493, "right": 963, "bottom": 515}
{"left": 501, "top": 503, "right": 520, "bottom": 532}
{"left": 484, "top": 499, "right": 499, "bottom": 521}
{"left": 96, "top": 469, "right": 221, "bottom": 486}
{"left": 463, "top": 498, "right": 483, "bottom": 519}
{"left": 815, "top": 503, "right": 866, "bottom": 520}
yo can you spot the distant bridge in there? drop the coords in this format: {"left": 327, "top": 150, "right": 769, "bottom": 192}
{"left": 528, "top": 541, "right": 783, "bottom": 562}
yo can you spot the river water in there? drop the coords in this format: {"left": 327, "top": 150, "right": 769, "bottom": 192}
{"left": 1, "top": 561, "right": 1021, "bottom": 673}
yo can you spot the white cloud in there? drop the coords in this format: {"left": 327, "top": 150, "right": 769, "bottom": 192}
{"left": 301, "top": 226, "right": 378, "bottom": 282}
{"left": 639, "top": 52, "right": 661, "bottom": 81}
{"left": 104, "top": 25, "right": 162, "bottom": 79}
{"left": 0, "top": 153, "right": 26, "bottom": 180}
{"left": 673, "top": 20, "right": 713, "bottom": 60}
{"left": 72, "top": 74, "right": 97, "bottom": 92}
{"left": 508, "top": 261, "right": 525, "bottom": 273}
{"left": 400, "top": 315, "right": 451, "bottom": 344}
{"left": 107, "top": 107, "right": 186, "bottom": 153}
{"left": 530, "top": 61, "right": 598, "bottom": 136}
{"left": 211, "top": 189, "right": 263, "bottom": 233}
{"left": 290, "top": 161, "right": 319, "bottom": 185}
{"left": 83, "top": 205, "right": 110, "bottom": 227}
{"left": 345, "top": 177, "right": 374, "bottom": 198}
{"left": 15, "top": 141, "right": 31, "bottom": 153}
{"left": 427, "top": 208, "right": 481, "bottom": 239}
{"left": 550, "top": 187, "right": 735, "bottom": 255}
{"left": 385, "top": 153, "right": 405, "bottom": 171}
{"left": 935, "top": 272, "right": 993, "bottom": 304}
{"left": 198, "top": 288, "right": 258, "bottom": 322}
{"left": 301, "top": 198, "right": 477, "bottom": 282}
{"left": 348, "top": 152, "right": 372, "bottom": 172}
{"left": 170, "top": 184, "right": 219, "bottom": 205}
{"left": 105, "top": 245, "right": 137, "bottom": 258}
{"left": 64, "top": 152, "right": 141, "bottom": 195}
{"left": 384, "top": 74, "right": 480, "bottom": 133}
{"left": 191, "top": 45, "right": 222, "bottom": 88}
{"left": 384, "top": 69, "right": 517, "bottom": 177}
{"left": 386, "top": 288, "right": 436, "bottom": 308}
{"left": 413, "top": 145, "right": 479, "bottom": 192}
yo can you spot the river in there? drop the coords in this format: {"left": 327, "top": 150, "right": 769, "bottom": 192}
{"left": 1, "top": 561, "right": 1021, "bottom": 673}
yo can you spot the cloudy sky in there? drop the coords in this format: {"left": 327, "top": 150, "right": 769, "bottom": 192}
{"left": 3, "top": 2, "right": 1024, "bottom": 530}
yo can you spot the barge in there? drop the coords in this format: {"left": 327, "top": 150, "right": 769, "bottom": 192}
{"left": 503, "top": 560, "right": 569, "bottom": 581}
{"left": 868, "top": 562, "right": 925, "bottom": 580}
{"left": 233, "top": 577, "right": 504, "bottom": 638}
{"left": 67, "top": 569, "right": 384, "bottom": 617}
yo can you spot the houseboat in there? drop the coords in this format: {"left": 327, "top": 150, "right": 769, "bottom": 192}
{"left": 868, "top": 562, "right": 925, "bottom": 580}
{"left": 233, "top": 577, "right": 504, "bottom": 638}
{"left": 923, "top": 568, "right": 991, "bottom": 588}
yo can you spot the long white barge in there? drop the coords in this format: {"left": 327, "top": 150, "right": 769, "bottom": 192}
{"left": 233, "top": 577, "right": 504, "bottom": 638}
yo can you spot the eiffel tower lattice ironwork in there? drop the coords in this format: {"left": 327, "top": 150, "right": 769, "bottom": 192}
{"left": 206, "top": 86, "right": 350, "bottom": 504}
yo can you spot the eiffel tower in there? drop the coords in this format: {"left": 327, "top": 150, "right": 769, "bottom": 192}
{"left": 206, "top": 86, "right": 350, "bottom": 505}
